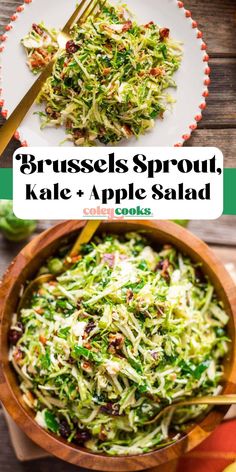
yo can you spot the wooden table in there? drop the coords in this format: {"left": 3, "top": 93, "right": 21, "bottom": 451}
{"left": 0, "top": 0, "right": 236, "bottom": 166}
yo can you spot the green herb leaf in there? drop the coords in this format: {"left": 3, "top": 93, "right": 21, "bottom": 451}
{"left": 72, "top": 345, "right": 101, "bottom": 363}
{"left": 58, "top": 327, "right": 70, "bottom": 339}
{"left": 44, "top": 410, "right": 59, "bottom": 433}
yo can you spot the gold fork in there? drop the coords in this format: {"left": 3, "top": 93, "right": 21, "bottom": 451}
{"left": 17, "top": 219, "right": 101, "bottom": 313}
{"left": 144, "top": 394, "right": 236, "bottom": 425}
{"left": 0, "top": 0, "right": 106, "bottom": 156}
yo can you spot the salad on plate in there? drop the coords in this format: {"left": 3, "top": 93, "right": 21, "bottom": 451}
{"left": 21, "top": 2, "right": 182, "bottom": 146}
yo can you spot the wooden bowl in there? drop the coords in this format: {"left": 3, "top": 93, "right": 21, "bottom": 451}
{"left": 0, "top": 220, "right": 236, "bottom": 471}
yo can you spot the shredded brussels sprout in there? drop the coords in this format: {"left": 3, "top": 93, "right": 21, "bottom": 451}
{"left": 22, "top": 3, "right": 182, "bottom": 145}
{"left": 9, "top": 233, "right": 229, "bottom": 456}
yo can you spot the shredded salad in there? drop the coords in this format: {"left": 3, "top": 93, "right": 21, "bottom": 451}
{"left": 22, "top": 3, "right": 182, "bottom": 145}
{"left": 9, "top": 233, "right": 229, "bottom": 456}
{"left": 21, "top": 22, "right": 58, "bottom": 74}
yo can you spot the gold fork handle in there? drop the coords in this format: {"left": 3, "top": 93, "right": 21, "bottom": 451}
{"left": 178, "top": 394, "right": 236, "bottom": 407}
{"left": 0, "top": 0, "right": 102, "bottom": 156}
{"left": 70, "top": 220, "right": 101, "bottom": 257}
{"left": 145, "top": 394, "right": 236, "bottom": 425}
{"left": 0, "top": 60, "right": 55, "bottom": 156}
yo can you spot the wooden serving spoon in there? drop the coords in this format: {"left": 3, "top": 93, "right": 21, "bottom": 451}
{"left": 145, "top": 394, "right": 236, "bottom": 425}
{"left": 17, "top": 220, "right": 100, "bottom": 313}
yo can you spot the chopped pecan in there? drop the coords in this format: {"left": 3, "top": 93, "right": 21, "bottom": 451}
{"left": 144, "top": 21, "right": 154, "bottom": 28}
{"left": 98, "top": 427, "right": 108, "bottom": 441}
{"left": 35, "top": 307, "right": 44, "bottom": 315}
{"left": 150, "top": 67, "right": 162, "bottom": 77}
{"left": 155, "top": 259, "right": 170, "bottom": 282}
{"left": 13, "top": 348, "right": 24, "bottom": 363}
{"left": 73, "top": 129, "right": 85, "bottom": 140}
{"left": 45, "top": 107, "right": 61, "bottom": 120}
{"left": 126, "top": 288, "right": 134, "bottom": 303}
{"left": 160, "top": 27, "right": 170, "bottom": 40}
{"left": 49, "top": 280, "right": 57, "bottom": 286}
{"left": 163, "top": 244, "right": 173, "bottom": 250}
{"left": 81, "top": 361, "right": 93, "bottom": 373}
{"left": 108, "top": 333, "right": 124, "bottom": 354}
{"left": 103, "top": 67, "right": 111, "bottom": 76}
{"left": 39, "top": 334, "right": 47, "bottom": 345}
{"left": 83, "top": 342, "right": 92, "bottom": 349}
{"left": 122, "top": 20, "right": 133, "bottom": 32}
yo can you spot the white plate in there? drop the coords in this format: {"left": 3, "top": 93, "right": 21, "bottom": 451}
{"left": 0, "top": 0, "right": 209, "bottom": 147}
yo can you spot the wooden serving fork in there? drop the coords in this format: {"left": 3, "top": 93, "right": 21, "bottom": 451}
{"left": 0, "top": 0, "right": 106, "bottom": 156}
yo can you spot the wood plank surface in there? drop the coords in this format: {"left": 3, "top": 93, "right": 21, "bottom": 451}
{"left": 185, "top": 129, "right": 236, "bottom": 167}
{"left": 184, "top": 0, "right": 236, "bottom": 57}
{"left": 198, "top": 59, "right": 236, "bottom": 129}
{"left": 189, "top": 216, "right": 236, "bottom": 246}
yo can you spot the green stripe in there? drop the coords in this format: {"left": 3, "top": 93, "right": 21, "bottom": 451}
{"left": 0, "top": 168, "right": 235, "bottom": 215}
{"left": 223, "top": 169, "right": 236, "bottom": 215}
{"left": 0, "top": 169, "right": 13, "bottom": 200}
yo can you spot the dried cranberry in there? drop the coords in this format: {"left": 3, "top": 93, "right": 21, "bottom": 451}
{"left": 195, "top": 267, "right": 205, "bottom": 283}
{"left": 85, "top": 321, "right": 96, "bottom": 334}
{"left": 68, "top": 356, "right": 76, "bottom": 364}
{"left": 66, "top": 40, "right": 79, "bottom": 54}
{"left": 73, "top": 129, "right": 85, "bottom": 140}
{"left": 32, "top": 23, "right": 44, "bottom": 36}
{"left": 9, "top": 322, "right": 24, "bottom": 345}
{"left": 160, "top": 27, "right": 170, "bottom": 40}
{"left": 45, "top": 107, "right": 60, "bottom": 120}
{"left": 100, "top": 402, "right": 120, "bottom": 416}
{"left": 122, "top": 124, "right": 133, "bottom": 136}
{"left": 59, "top": 420, "right": 71, "bottom": 439}
{"left": 155, "top": 260, "right": 164, "bottom": 271}
{"left": 75, "top": 429, "right": 91, "bottom": 445}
